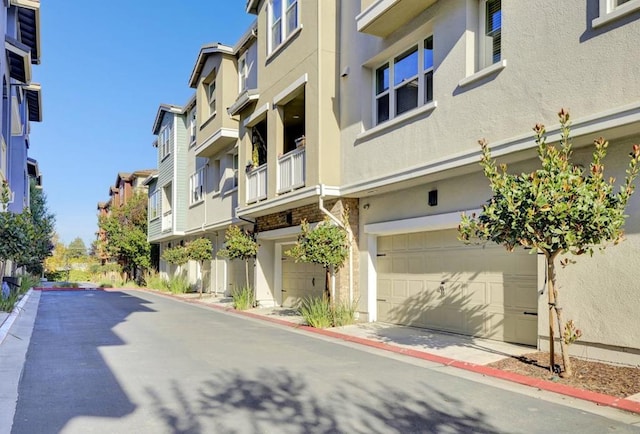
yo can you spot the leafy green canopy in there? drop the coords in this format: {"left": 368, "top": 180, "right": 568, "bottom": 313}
{"left": 217, "top": 225, "right": 258, "bottom": 262}
{"left": 97, "top": 192, "right": 151, "bottom": 273}
{"left": 286, "top": 218, "right": 349, "bottom": 270}
{"left": 459, "top": 109, "right": 640, "bottom": 258}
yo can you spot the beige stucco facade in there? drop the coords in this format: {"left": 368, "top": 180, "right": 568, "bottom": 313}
{"left": 341, "top": 0, "right": 640, "bottom": 364}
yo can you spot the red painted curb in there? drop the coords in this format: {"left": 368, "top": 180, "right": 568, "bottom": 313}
{"left": 131, "top": 288, "right": 640, "bottom": 415}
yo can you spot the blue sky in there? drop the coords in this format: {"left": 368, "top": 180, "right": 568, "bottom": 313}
{"left": 29, "top": 1, "right": 255, "bottom": 247}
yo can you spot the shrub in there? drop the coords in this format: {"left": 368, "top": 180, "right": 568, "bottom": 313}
{"left": 0, "top": 291, "right": 20, "bottom": 312}
{"left": 231, "top": 286, "right": 256, "bottom": 310}
{"left": 298, "top": 297, "right": 357, "bottom": 328}
{"left": 20, "top": 275, "right": 40, "bottom": 291}
{"left": 165, "top": 274, "right": 191, "bottom": 294}
{"left": 69, "top": 269, "right": 91, "bottom": 282}
{"left": 99, "top": 282, "right": 113, "bottom": 288}
{"left": 142, "top": 270, "right": 165, "bottom": 290}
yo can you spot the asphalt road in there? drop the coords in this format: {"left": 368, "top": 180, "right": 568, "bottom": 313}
{"left": 9, "top": 290, "right": 640, "bottom": 433}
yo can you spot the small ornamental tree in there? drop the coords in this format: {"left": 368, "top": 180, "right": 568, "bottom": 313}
{"left": 459, "top": 109, "right": 640, "bottom": 377}
{"left": 0, "top": 181, "right": 30, "bottom": 280}
{"left": 217, "top": 225, "right": 258, "bottom": 289}
{"left": 162, "top": 245, "right": 189, "bottom": 275}
{"left": 286, "top": 217, "right": 349, "bottom": 302}
{"left": 186, "top": 238, "right": 213, "bottom": 296}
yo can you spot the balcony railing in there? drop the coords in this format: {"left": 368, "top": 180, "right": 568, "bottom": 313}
{"left": 162, "top": 210, "right": 173, "bottom": 232}
{"left": 246, "top": 164, "right": 267, "bottom": 204}
{"left": 277, "top": 147, "right": 305, "bottom": 194}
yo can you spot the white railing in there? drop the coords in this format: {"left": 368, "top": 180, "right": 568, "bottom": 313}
{"left": 246, "top": 164, "right": 267, "bottom": 204}
{"left": 162, "top": 210, "right": 173, "bottom": 232}
{"left": 277, "top": 147, "right": 305, "bottom": 194}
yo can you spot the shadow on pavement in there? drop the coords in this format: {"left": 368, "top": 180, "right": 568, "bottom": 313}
{"left": 11, "top": 291, "right": 155, "bottom": 434}
{"left": 145, "top": 368, "right": 501, "bottom": 434}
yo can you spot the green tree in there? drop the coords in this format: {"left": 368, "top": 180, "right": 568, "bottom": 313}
{"left": 21, "top": 180, "right": 55, "bottom": 275}
{"left": 161, "top": 244, "right": 189, "bottom": 274}
{"left": 186, "top": 238, "right": 213, "bottom": 296}
{"left": 217, "top": 225, "right": 258, "bottom": 289}
{"left": 67, "top": 237, "right": 87, "bottom": 259}
{"left": 45, "top": 233, "right": 67, "bottom": 275}
{"left": 458, "top": 109, "right": 640, "bottom": 377}
{"left": 97, "top": 192, "right": 151, "bottom": 280}
{"left": 286, "top": 217, "right": 349, "bottom": 302}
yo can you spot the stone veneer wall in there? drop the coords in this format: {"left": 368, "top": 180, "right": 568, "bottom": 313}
{"left": 255, "top": 198, "right": 360, "bottom": 303}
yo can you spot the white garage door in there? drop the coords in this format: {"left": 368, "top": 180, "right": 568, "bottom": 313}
{"left": 281, "top": 257, "right": 326, "bottom": 308}
{"left": 377, "top": 229, "right": 538, "bottom": 346}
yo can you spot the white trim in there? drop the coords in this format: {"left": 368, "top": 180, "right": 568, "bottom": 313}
{"left": 365, "top": 209, "right": 482, "bottom": 236}
{"left": 359, "top": 101, "right": 437, "bottom": 142}
{"left": 273, "top": 73, "right": 308, "bottom": 106}
{"left": 256, "top": 221, "right": 319, "bottom": 241}
{"left": 244, "top": 103, "right": 270, "bottom": 128}
{"left": 9, "top": 0, "right": 39, "bottom": 10}
{"left": 458, "top": 58, "right": 507, "bottom": 88}
{"left": 593, "top": 0, "right": 640, "bottom": 28}
{"left": 196, "top": 127, "right": 239, "bottom": 152}
{"left": 356, "top": 0, "right": 398, "bottom": 32}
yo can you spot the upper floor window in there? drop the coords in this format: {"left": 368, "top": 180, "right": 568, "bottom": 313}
{"left": 479, "top": 0, "right": 501, "bottom": 70}
{"left": 232, "top": 153, "right": 239, "bottom": 188}
{"left": 239, "top": 55, "right": 248, "bottom": 93}
{"left": 190, "top": 167, "right": 205, "bottom": 205}
{"left": 375, "top": 36, "right": 434, "bottom": 125}
{"left": 159, "top": 125, "right": 171, "bottom": 160}
{"left": 149, "top": 190, "right": 160, "bottom": 220}
{"left": 207, "top": 80, "right": 216, "bottom": 117}
{"left": 268, "top": 0, "right": 300, "bottom": 54}
{"left": 189, "top": 108, "right": 196, "bottom": 145}
{"left": 593, "top": 0, "right": 640, "bottom": 27}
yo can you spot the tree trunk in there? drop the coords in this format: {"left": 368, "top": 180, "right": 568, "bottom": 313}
{"left": 554, "top": 299, "right": 573, "bottom": 378}
{"left": 546, "top": 253, "right": 557, "bottom": 374}
{"left": 324, "top": 267, "right": 331, "bottom": 302}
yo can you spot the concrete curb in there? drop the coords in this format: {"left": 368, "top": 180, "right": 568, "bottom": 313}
{"left": 0, "top": 289, "right": 33, "bottom": 346}
{"left": 127, "top": 288, "right": 640, "bottom": 416}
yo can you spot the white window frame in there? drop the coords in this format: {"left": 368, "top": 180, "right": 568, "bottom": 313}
{"left": 374, "top": 36, "right": 434, "bottom": 126}
{"left": 239, "top": 54, "right": 248, "bottom": 93}
{"left": 149, "top": 190, "right": 160, "bottom": 220}
{"left": 232, "top": 153, "right": 239, "bottom": 189}
{"left": 268, "top": 0, "right": 300, "bottom": 54}
{"left": 189, "top": 108, "right": 196, "bottom": 145}
{"left": 159, "top": 125, "right": 171, "bottom": 160}
{"left": 207, "top": 80, "right": 216, "bottom": 117}
{"left": 593, "top": 0, "right": 640, "bottom": 27}
{"left": 479, "top": 0, "right": 501, "bottom": 71}
{"left": 190, "top": 166, "right": 205, "bottom": 205}
{"left": 211, "top": 159, "right": 221, "bottom": 195}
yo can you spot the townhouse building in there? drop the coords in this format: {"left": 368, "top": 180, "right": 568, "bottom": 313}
{"left": 340, "top": 0, "right": 640, "bottom": 364}
{"left": 1, "top": 0, "right": 42, "bottom": 213}
{"left": 147, "top": 0, "right": 640, "bottom": 365}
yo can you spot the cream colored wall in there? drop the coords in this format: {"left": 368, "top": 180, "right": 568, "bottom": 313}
{"left": 238, "top": 0, "right": 341, "bottom": 205}
{"left": 196, "top": 54, "right": 239, "bottom": 144}
{"left": 358, "top": 135, "right": 640, "bottom": 360}
{"left": 340, "top": 0, "right": 640, "bottom": 187}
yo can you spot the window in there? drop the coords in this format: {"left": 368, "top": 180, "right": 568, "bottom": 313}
{"left": 268, "top": 0, "right": 300, "bottom": 54}
{"left": 232, "top": 153, "right": 239, "bottom": 188}
{"left": 480, "top": 0, "right": 501, "bottom": 69}
{"left": 149, "top": 190, "right": 160, "bottom": 220}
{"left": 159, "top": 126, "right": 171, "bottom": 160}
{"left": 190, "top": 167, "right": 205, "bottom": 204}
{"left": 207, "top": 80, "right": 216, "bottom": 117}
{"left": 239, "top": 55, "right": 248, "bottom": 93}
{"left": 375, "top": 36, "right": 434, "bottom": 125}
{"left": 593, "top": 0, "right": 640, "bottom": 27}
{"left": 189, "top": 108, "right": 196, "bottom": 144}
{"left": 211, "top": 159, "right": 221, "bottom": 194}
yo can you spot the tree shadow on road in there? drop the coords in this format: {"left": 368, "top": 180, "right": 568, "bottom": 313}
{"left": 146, "top": 367, "right": 501, "bottom": 433}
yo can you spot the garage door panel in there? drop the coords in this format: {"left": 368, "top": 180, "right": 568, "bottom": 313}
{"left": 377, "top": 229, "right": 538, "bottom": 346}
{"left": 282, "top": 259, "right": 325, "bottom": 308}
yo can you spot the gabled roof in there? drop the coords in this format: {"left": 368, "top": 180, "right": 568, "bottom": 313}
{"left": 246, "top": 0, "right": 260, "bottom": 14}
{"left": 142, "top": 173, "right": 158, "bottom": 187}
{"left": 187, "top": 43, "right": 234, "bottom": 88}
{"left": 11, "top": 0, "right": 41, "bottom": 64}
{"left": 233, "top": 21, "right": 258, "bottom": 54}
{"left": 152, "top": 103, "right": 182, "bottom": 135}
{"left": 5, "top": 35, "right": 31, "bottom": 83}
{"left": 24, "top": 83, "right": 41, "bottom": 122}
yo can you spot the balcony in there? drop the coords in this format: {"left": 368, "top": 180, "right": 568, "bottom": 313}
{"left": 277, "top": 147, "right": 305, "bottom": 194}
{"left": 162, "top": 210, "right": 173, "bottom": 232}
{"left": 246, "top": 164, "right": 267, "bottom": 204}
{"left": 356, "top": 0, "right": 438, "bottom": 37}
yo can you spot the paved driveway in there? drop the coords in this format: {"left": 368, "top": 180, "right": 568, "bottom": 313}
{"left": 9, "top": 290, "right": 640, "bottom": 433}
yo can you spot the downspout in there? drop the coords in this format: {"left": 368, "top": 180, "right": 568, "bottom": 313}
{"left": 318, "top": 184, "right": 353, "bottom": 303}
